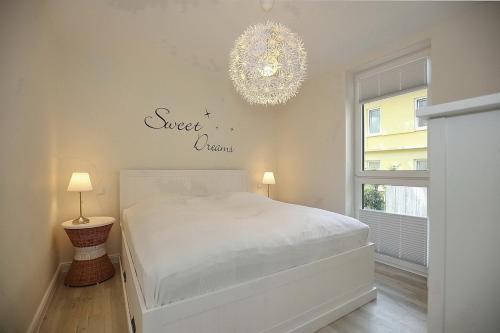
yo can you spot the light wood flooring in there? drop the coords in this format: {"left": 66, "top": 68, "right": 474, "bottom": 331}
{"left": 39, "top": 262, "right": 427, "bottom": 333}
{"left": 317, "top": 263, "right": 427, "bottom": 333}
{"left": 39, "top": 264, "right": 128, "bottom": 333}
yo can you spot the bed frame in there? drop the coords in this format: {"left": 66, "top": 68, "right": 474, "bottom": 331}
{"left": 119, "top": 170, "right": 376, "bottom": 333}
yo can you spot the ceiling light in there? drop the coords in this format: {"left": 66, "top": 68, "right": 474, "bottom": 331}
{"left": 229, "top": 21, "right": 307, "bottom": 105}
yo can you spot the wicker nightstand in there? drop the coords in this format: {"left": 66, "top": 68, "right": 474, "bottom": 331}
{"left": 62, "top": 216, "right": 115, "bottom": 287}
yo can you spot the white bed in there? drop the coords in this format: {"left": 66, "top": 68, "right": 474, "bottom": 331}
{"left": 122, "top": 191, "right": 369, "bottom": 308}
{"left": 120, "top": 170, "right": 376, "bottom": 333}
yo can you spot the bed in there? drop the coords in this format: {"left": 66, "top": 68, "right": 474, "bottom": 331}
{"left": 120, "top": 170, "right": 376, "bottom": 333}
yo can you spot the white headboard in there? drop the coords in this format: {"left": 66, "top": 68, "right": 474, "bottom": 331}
{"left": 120, "top": 169, "right": 249, "bottom": 213}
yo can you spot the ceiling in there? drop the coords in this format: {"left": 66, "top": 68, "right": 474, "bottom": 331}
{"left": 46, "top": 0, "right": 477, "bottom": 75}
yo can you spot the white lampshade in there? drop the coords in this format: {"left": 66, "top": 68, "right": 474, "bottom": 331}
{"left": 262, "top": 172, "right": 276, "bottom": 185}
{"left": 67, "top": 172, "right": 93, "bottom": 192}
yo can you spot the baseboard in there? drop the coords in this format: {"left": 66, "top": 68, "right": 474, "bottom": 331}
{"left": 60, "top": 252, "right": 121, "bottom": 273}
{"left": 27, "top": 263, "right": 62, "bottom": 333}
{"left": 375, "top": 253, "right": 428, "bottom": 277}
{"left": 28, "top": 253, "right": 121, "bottom": 332}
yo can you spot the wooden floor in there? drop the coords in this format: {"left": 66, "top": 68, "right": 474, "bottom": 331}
{"left": 39, "top": 264, "right": 128, "bottom": 333}
{"left": 39, "top": 262, "right": 427, "bottom": 333}
{"left": 317, "top": 263, "right": 427, "bottom": 333}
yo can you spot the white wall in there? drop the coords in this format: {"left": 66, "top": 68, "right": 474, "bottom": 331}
{"left": 275, "top": 72, "right": 347, "bottom": 213}
{"left": 0, "top": 1, "right": 59, "bottom": 332}
{"left": 430, "top": 5, "right": 500, "bottom": 104}
{"left": 275, "top": 3, "right": 500, "bottom": 214}
{"left": 0, "top": 1, "right": 279, "bottom": 329}
{"left": 51, "top": 18, "right": 278, "bottom": 262}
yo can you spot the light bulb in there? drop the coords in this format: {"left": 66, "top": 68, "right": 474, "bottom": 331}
{"left": 261, "top": 64, "right": 275, "bottom": 77}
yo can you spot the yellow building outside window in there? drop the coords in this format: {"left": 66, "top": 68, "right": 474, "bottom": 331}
{"left": 363, "top": 88, "right": 428, "bottom": 171}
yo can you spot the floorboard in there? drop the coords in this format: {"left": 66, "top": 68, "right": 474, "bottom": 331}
{"left": 317, "top": 262, "right": 427, "bottom": 333}
{"left": 39, "top": 264, "right": 128, "bottom": 333}
{"left": 39, "top": 262, "right": 427, "bottom": 332}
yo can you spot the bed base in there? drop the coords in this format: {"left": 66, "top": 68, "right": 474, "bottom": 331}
{"left": 121, "top": 231, "right": 376, "bottom": 333}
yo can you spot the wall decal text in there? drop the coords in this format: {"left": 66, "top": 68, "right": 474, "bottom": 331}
{"left": 144, "top": 108, "right": 203, "bottom": 132}
{"left": 193, "top": 133, "right": 234, "bottom": 152}
{"left": 144, "top": 107, "right": 234, "bottom": 153}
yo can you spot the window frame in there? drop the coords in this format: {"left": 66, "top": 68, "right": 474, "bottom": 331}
{"left": 354, "top": 49, "right": 431, "bottom": 180}
{"left": 415, "top": 97, "right": 428, "bottom": 130}
{"left": 352, "top": 46, "right": 431, "bottom": 275}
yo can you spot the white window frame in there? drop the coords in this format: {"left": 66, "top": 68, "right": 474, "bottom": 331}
{"left": 354, "top": 48, "right": 431, "bottom": 180}
{"left": 353, "top": 48, "right": 431, "bottom": 275}
{"left": 367, "top": 108, "right": 381, "bottom": 135}
{"left": 415, "top": 97, "right": 428, "bottom": 130}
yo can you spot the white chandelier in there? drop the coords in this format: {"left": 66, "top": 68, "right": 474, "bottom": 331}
{"left": 229, "top": 21, "right": 307, "bottom": 105}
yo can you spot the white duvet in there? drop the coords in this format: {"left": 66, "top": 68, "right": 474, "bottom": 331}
{"left": 122, "top": 192, "right": 369, "bottom": 308}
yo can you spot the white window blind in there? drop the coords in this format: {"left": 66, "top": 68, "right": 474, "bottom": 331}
{"left": 359, "top": 209, "right": 428, "bottom": 267}
{"left": 358, "top": 57, "right": 428, "bottom": 103}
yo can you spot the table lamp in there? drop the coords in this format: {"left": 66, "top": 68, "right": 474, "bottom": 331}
{"left": 67, "top": 172, "right": 93, "bottom": 224}
{"left": 262, "top": 171, "right": 275, "bottom": 198}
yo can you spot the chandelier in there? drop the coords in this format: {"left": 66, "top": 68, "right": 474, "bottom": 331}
{"left": 229, "top": 21, "right": 307, "bottom": 105}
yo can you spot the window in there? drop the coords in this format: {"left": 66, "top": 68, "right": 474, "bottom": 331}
{"left": 365, "top": 160, "right": 380, "bottom": 170}
{"left": 368, "top": 108, "right": 381, "bottom": 134}
{"left": 415, "top": 97, "right": 428, "bottom": 129}
{"left": 363, "top": 184, "right": 427, "bottom": 217}
{"left": 414, "top": 159, "right": 427, "bottom": 170}
{"left": 355, "top": 49, "right": 430, "bottom": 274}
{"left": 363, "top": 90, "right": 428, "bottom": 171}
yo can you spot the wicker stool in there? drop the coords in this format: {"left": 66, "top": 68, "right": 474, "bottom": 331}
{"left": 62, "top": 217, "right": 116, "bottom": 287}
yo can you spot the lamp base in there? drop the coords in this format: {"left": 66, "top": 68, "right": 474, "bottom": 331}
{"left": 72, "top": 216, "right": 90, "bottom": 224}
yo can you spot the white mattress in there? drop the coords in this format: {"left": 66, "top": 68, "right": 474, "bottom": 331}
{"left": 122, "top": 192, "right": 369, "bottom": 309}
